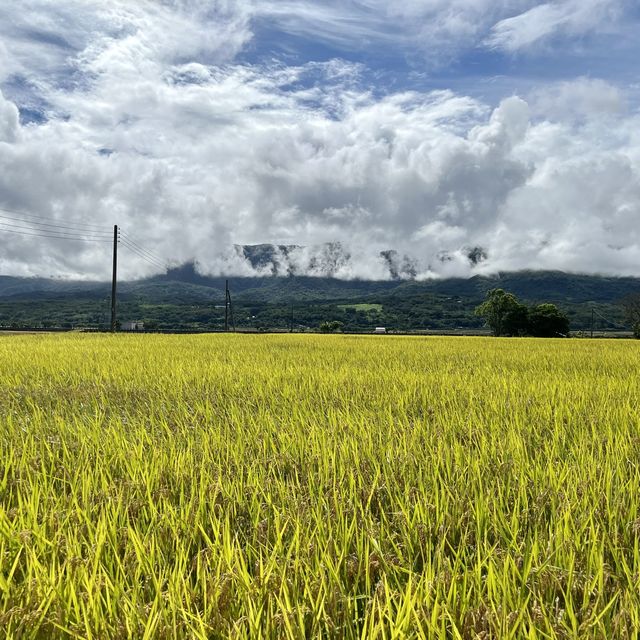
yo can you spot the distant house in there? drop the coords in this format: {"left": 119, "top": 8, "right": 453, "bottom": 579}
{"left": 121, "top": 321, "right": 144, "bottom": 331}
{"left": 374, "top": 327, "right": 387, "bottom": 334}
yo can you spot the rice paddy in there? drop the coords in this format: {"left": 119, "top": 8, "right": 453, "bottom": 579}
{"left": 1, "top": 333, "right": 639, "bottom": 638}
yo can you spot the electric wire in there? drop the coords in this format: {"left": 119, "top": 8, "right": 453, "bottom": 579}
{"left": 120, "top": 238, "right": 167, "bottom": 271}
{"left": 0, "top": 220, "right": 112, "bottom": 240}
{"left": 0, "top": 208, "right": 169, "bottom": 270}
{"left": 592, "top": 307, "right": 628, "bottom": 330}
{"left": 120, "top": 232, "right": 167, "bottom": 266}
{"left": 121, "top": 239, "right": 166, "bottom": 267}
{"left": 121, "top": 238, "right": 167, "bottom": 267}
{"left": 120, "top": 244, "right": 167, "bottom": 272}
{"left": 0, "top": 225, "right": 113, "bottom": 242}
{"left": 0, "top": 206, "right": 112, "bottom": 232}
{"left": 122, "top": 239, "right": 165, "bottom": 266}
{"left": 0, "top": 212, "right": 113, "bottom": 235}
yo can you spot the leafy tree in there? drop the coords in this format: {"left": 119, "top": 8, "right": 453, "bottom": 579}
{"left": 319, "top": 320, "right": 343, "bottom": 333}
{"left": 528, "top": 303, "right": 569, "bottom": 337}
{"left": 475, "top": 289, "right": 528, "bottom": 336}
{"left": 506, "top": 303, "right": 529, "bottom": 336}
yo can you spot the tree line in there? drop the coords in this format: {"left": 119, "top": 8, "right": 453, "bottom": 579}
{"left": 475, "top": 289, "right": 570, "bottom": 337}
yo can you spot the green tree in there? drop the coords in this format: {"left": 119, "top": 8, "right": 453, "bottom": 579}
{"left": 319, "top": 320, "right": 343, "bottom": 333}
{"left": 528, "top": 303, "right": 569, "bottom": 337}
{"left": 475, "top": 289, "right": 528, "bottom": 336}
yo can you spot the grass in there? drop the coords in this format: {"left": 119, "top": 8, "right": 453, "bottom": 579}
{"left": 1, "top": 334, "right": 639, "bottom": 638}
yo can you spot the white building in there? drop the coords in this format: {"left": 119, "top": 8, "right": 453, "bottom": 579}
{"left": 121, "top": 321, "right": 144, "bottom": 331}
{"left": 374, "top": 327, "right": 387, "bottom": 334}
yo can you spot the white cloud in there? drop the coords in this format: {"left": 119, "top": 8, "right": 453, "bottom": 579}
{"left": 251, "top": 0, "right": 512, "bottom": 63}
{"left": 251, "top": 0, "right": 636, "bottom": 65}
{"left": 0, "top": 1, "right": 252, "bottom": 97}
{"left": 486, "top": 0, "right": 626, "bottom": 52}
{"left": 0, "top": 91, "right": 20, "bottom": 143}
{"left": 0, "top": 1, "right": 639, "bottom": 280}
{"left": 530, "top": 77, "right": 625, "bottom": 121}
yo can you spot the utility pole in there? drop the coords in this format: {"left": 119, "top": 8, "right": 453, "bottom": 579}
{"left": 110, "top": 225, "right": 119, "bottom": 332}
{"left": 224, "top": 280, "right": 236, "bottom": 332}
{"left": 224, "top": 279, "right": 229, "bottom": 332}
{"left": 590, "top": 308, "right": 594, "bottom": 339}
{"left": 290, "top": 302, "right": 294, "bottom": 333}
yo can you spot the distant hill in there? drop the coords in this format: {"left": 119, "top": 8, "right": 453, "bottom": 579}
{"left": 1, "top": 264, "right": 639, "bottom": 305}
{"left": 0, "top": 264, "right": 638, "bottom": 332}
{"left": 150, "top": 265, "right": 640, "bottom": 305}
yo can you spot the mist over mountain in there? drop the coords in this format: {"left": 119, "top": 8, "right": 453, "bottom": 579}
{"left": 2, "top": 259, "right": 639, "bottom": 307}
{"left": 217, "top": 243, "right": 487, "bottom": 280}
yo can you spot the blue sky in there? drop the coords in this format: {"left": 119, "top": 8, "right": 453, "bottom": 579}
{"left": 0, "top": 1, "right": 639, "bottom": 279}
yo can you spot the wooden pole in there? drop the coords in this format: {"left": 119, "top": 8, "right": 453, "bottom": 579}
{"left": 110, "top": 225, "right": 118, "bottom": 332}
{"left": 225, "top": 279, "right": 229, "bottom": 332}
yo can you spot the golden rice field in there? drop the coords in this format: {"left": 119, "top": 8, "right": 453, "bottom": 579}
{"left": 1, "top": 333, "right": 640, "bottom": 639}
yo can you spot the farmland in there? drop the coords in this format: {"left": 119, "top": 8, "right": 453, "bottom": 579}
{"left": 1, "top": 334, "right": 640, "bottom": 638}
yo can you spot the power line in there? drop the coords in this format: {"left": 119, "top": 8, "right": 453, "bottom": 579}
{"left": 119, "top": 235, "right": 164, "bottom": 263}
{"left": 0, "top": 220, "right": 167, "bottom": 266}
{"left": 120, "top": 232, "right": 167, "bottom": 266}
{"left": 120, "top": 238, "right": 167, "bottom": 270}
{"left": 0, "top": 209, "right": 170, "bottom": 277}
{"left": 120, "top": 240, "right": 164, "bottom": 267}
{"left": 121, "top": 239, "right": 166, "bottom": 267}
{"left": 0, "top": 222, "right": 111, "bottom": 240}
{"left": 0, "top": 225, "right": 112, "bottom": 242}
{"left": 0, "top": 212, "right": 112, "bottom": 235}
{"left": 120, "top": 248, "right": 166, "bottom": 272}
{"left": 0, "top": 220, "right": 111, "bottom": 239}
{"left": 0, "top": 207, "right": 169, "bottom": 270}
{"left": 122, "top": 240, "right": 166, "bottom": 265}
{"left": 0, "top": 206, "right": 112, "bottom": 232}
{"left": 592, "top": 307, "right": 628, "bottom": 330}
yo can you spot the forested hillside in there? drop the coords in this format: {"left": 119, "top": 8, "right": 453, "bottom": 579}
{"left": 0, "top": 266, "right": 637, "bottom": 332}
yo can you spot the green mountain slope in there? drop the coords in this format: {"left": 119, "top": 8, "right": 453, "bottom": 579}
{"left": 0, "top": 266, "right": 638, "bottom": 332}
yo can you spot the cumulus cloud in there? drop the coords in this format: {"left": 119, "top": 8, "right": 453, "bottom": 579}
{"left": 0, "top": 1, "right": 639, "bottom": 280}
{"left": 530, "top": 77, "right": 625, "bottom": 122}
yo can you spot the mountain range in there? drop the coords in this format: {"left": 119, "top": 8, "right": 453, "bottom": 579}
{"left": 0, "top": 250, "right": 638, "bottom": 332}
{"left": 1, "top": 260, "right": 639, "bottom": 303}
